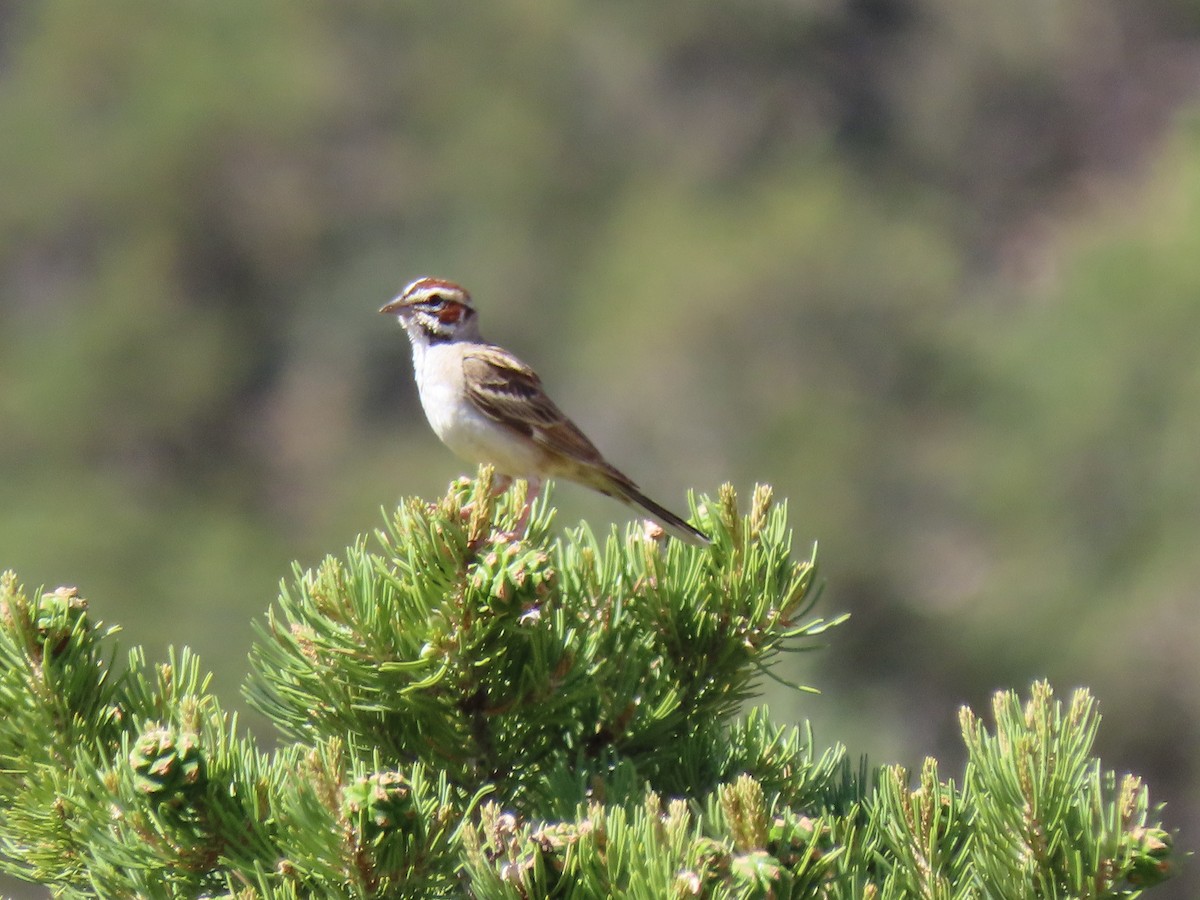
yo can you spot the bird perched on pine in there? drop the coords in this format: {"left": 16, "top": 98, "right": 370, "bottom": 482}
{"left": 380, "top": 277, "right": 708, "bottom": 545}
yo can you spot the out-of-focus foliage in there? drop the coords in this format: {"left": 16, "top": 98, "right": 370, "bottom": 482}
{"left": 1, "top": 1, "right": 1197, "bottom": 897}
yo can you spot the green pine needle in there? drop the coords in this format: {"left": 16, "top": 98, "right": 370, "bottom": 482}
{"left": 0, "top": 474, "right": 1177, "bottom": 897}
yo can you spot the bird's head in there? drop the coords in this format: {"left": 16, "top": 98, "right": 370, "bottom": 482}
{"left": 381, "top": 277, "right": 479, "bottom": 345}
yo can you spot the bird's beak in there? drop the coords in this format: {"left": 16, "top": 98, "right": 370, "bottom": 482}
{"left": 379, "top": 297, "right": 406, "bottom": 316}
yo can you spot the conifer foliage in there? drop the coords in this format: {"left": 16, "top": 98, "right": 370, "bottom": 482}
{"left": 0, "top": 471, "right": 1175, "bottom": 897}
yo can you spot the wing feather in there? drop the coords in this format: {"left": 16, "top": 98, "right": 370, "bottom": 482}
{"left": 462, "top": 346, "right": 616, "bottom": 469}
{"left": 459, "top": 345, "right": 708, "bottom": 545}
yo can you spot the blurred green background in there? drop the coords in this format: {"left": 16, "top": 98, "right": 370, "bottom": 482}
{"left": 2, "top": 1, "right": 1198, "bottom": 896}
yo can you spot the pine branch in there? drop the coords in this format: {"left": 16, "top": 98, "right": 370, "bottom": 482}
{"left": 0, "top": 471, "right": 1177, "bottom": 897}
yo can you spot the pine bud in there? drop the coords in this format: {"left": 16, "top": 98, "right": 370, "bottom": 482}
{"left": 35, "top": 586, "right": 89, "bottom": 656}
{"left": 1127, "top": 825, "right": 1174, "bottom": 886}
{"left": 692, "top": 836, "right": 732, "bottom": 882}
{"left": 343, "top": 771, "right": 413, "bottom": 837}
{"left": 129, "top": 726, "right": 206, "bottom": 800}
{"left": 731, "top": 849, "right": 782, "bottom": 889}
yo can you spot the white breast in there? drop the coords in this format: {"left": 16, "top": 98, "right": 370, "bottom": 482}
{"left": 413, "top": 342, "right": 546, "bottom": 478}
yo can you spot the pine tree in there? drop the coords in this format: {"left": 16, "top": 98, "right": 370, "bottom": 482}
{"left": 0, "top": 470, "right": 1175, "bottom": 897}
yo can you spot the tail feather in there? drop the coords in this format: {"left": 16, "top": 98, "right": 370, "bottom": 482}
{"left": 569, "top": 462, "right": 710, "bottom": 546}
{"left": 617, "top": 485, "right": 710, "bottom": 546}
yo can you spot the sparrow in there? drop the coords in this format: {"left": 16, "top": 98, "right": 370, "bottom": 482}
{"left": 380, "top": 277, "right": 709, "bottom": 545}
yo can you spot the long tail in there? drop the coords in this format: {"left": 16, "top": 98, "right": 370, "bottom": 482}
{"left": 616, "top": 484, "right": 710, "bottom": 546}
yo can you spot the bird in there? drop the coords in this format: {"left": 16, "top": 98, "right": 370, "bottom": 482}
{"left": 380, "top": 277, "right": 709, "bottom": 545}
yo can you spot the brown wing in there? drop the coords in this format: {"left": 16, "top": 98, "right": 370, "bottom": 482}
{"left": 462, "top": 345, "right": 619, "bottom": 471}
